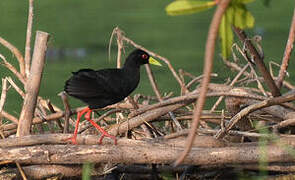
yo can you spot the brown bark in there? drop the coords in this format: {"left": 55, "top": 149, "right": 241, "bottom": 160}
{"left": 0, "top": 136, "right": 294, "bottom": 165}
{"left": 277, "top": 8, "right": 295, "bottom": 89}
{"left": 215, "top": 92, "right": 295, "bottom": 139}
{"left": 233, "top": 27, "right": 281, "bottom": 97}
{"left": 24, "top": 0, "right": 34, "bottom": 77}
{"left": 17, "top": 31, "right": 50, "bottom": 137}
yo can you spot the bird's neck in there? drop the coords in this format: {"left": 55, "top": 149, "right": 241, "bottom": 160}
{"left": 121, "top": 65, "right": 141, "bottom": 93}
{"left": 123, "top": 57, "right": 141, "bottom": 69}
{"left": 122, "top": 64, "right": 141, "bottom": 76}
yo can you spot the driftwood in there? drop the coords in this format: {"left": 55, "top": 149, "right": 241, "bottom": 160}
{"left": 1, "top": 134, "right": 295, "bottom": 166}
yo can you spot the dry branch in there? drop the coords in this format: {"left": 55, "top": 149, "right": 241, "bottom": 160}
{"left": 17, "top": 31, "right": 50, "bottom": 137}
{"left": 0, "top": 78, "right": 8, "bottom": 120}
{"left": 175, "top": 0, "right": 232, "bottom": 166}
{"left": 58, "top": 91, "right": 71, "bottom": 133}
{"left": 277, "top": 8, "right": 295, "bottom": 89}
{"left": 114, "top": 28, "right": 187, "bottom": 93}
{"left": 1, "top": 165, "right": 82, "bottom": 179}
{"left": 6, "top": 77, "right": 25, "bottom": 98}
{"left": 0, "top": 134, "right": 227, "bottom": 148}
{"left": 0, "top": 135, "right": 295, "bottom": 166}
{"left": 211, "top": 63, "right": 249, "bottom": 111}
{"left": 0, "top": 54, "right": 26, "bottom": 84}
{"left": 24, "top": 0, "right": 34, "bottom": 77}
{"left": 129, "top": 90, "right": 266, "bottom": 118}
{"left": 15, "top": 162, "right": 28, "bottom": 180}
{"left": 215, "top": 92, "right": 295, "bottom": 139}
{"left": 233, "top": 26, "right": 281, "bottom": 97}
{"left": 145, "top": 64, "right": 183, "bottom": 130}
{"left": 0, "top": 37, "right": 25, "bottom": 76}
{"left": 109, "top": 103, "right": 189, "bottom": 136}
{"left": 1, "top": 111, "right": 18, "bottom": 124}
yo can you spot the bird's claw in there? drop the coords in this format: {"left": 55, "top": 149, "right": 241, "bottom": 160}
{"left": 99, "top": 134, "right": 117, "bottom": 145}
{"left": 64, "top": 136, "right": 78, "bottom": 145}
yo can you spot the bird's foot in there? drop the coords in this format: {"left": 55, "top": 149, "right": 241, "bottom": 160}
{"left": 98, "top": 132, "right": 117, "bottom": 145}
{"left": 64, "top": 136, "right": 78, "bottom": 145}
{"left": 84, "top": 114, "right": 117, "bottom": 145}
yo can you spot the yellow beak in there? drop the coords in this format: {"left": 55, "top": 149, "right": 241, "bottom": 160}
{"left": 148, "top": 57, "right": 162, "bottom": 66}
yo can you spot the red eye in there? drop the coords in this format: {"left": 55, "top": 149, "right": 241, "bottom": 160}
{"left": 141, "top": 54, "right": 148, "bottom": 59}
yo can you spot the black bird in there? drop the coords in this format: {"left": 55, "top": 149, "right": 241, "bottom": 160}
{"left": 64, "top": 49, "right": 161, "bottom": 144}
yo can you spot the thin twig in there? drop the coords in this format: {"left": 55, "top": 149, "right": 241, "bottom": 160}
{"left": 47, "top": 101, "right": 63, "bottom": 130}
{"left": 211, "top": 64, "right": 249, "bottom": 111}
{"left": 277, "top": 8, "right": 295, "bottom": 89}
{"left": 199, "top": 128, "right": 275, "bottom": 139}
{"left": 223, "top": 58, "right": 295, "bottom": 90}
{"left": 232, "top": 26, "right": 281, "bottom": 97}
{"left": 115, "top": 27, "right": 124, "bottom": 68}
{"left": 0, "top": 78, "right": 8, "bottom": 115}
{"left": 1, "top": 110, "right": 18, "bottom": 124}
{"left": 248, "top": 63, "right": 268, "bottom": 96}
{"left": 16, "top": 162, "right": 28, "bottom": 180}
{"left": 186, "top": 73, "right": 218, "bottom": 89}
{"left": 145, "top": 64, "right": 183, "bottom": 131}
{"left": 215, "top": 92, "right": 295, "bottom": 139}
{"left": 109, "top": 103, "right": 189, "bottom": 136}
{"left": 6, "top": 77, "right": 25, "bottom": 98}
{"left": 0, "top": 37, "right": 25, "bottom": 76}
{"left": 129, "top": 91, "right": 266, "bottom": 119}
{"left": 145, "top": 64, "right": 162, "bottom": 100}
{"left": 128, "top": 95, "right": 154, "bottom": 138}
{"left": 174, "top": 0, "right": 232, "bottom": 166}
{"left": 24, "top": 0, "right": 34, "bottom": 77}
{"left": 114, "top": 29, "right": 187, "bottom": 93}
{"left": 0, "top": 78, "right": 9, "bottom": 126}
{"left": 0, "top": 53, "right": 26, "bottom": 84}
{"left": 58, "top": 92, "right": 71, "bottom": 133}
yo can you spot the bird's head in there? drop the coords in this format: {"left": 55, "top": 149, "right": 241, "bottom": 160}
{"left": 124, "top": 49, "right": 162, "bottom": 68}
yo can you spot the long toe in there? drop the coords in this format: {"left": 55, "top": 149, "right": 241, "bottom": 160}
{"left": 98, "top": 133, "right": 117, "bottom": 145}
{"left": 65, "top": 136, "right": 78, "bottom": 145}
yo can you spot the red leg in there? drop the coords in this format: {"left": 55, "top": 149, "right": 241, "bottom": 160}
{"left": 85, "top": 110, "right": 117, "bottom": 145}
{"left": 65, "top": 107, "right": 89, "bottom": 144}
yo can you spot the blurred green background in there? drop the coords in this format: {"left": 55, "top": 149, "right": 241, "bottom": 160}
{"left": 0, "top": 0, "right": 295, "bottom": 116}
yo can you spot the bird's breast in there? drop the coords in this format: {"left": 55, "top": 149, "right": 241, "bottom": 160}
{"left": 119, "top": 69, "right": 140, "bottom": 96}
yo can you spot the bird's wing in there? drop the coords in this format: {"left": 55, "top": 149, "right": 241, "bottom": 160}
{"left": 65, "top": 68, "right": 127, "bottom": 107}
{"left": 65, "top": 69, "right": 108, "bottom": 98}
{"left": 94, "top": 69, "right": 129, "bottom": 97}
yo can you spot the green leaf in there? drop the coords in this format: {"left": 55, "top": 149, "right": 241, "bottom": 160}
{"left": 165, "top": 0, "right": 216, "bottom": 16}
{"left": 218, "top": 1, "right": 255, "bottom": 59}
{"left": 232, "top": 4, "right": 255, "bottom": 29}
{"left": 232, "top": 0, "right": 255, "bottom": 4}
{"left": 219, "top": 9, "right": 234, "bottom": 58}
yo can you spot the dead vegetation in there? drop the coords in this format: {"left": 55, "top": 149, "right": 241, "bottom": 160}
{"left": 1, "top": 0, "right": 295, "bottom": 179}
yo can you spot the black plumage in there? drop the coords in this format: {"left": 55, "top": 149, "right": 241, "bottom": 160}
{"left": 64, "top": 49, "right": 161, "bottom": 144}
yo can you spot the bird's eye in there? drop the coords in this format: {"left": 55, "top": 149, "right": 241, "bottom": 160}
{"left": 141, "top": 54, "right": 148, "bottom": 59}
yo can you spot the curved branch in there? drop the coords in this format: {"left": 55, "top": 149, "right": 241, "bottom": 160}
{"left": 215, "top": 92, "right": 295, "bottom": 139}
{"left": 0, "top": 37, "right": 25, "bottom": 76}
{"left": 277, "top": 8, "right": 295, "bottom": 89}
{"left": 174, "top": 0, "right": 232, "bottom": 166}
{"left": 0, "top": 54, "right": 26, "bottom": 84}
